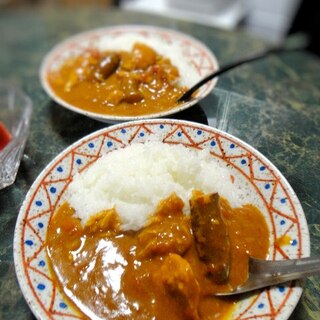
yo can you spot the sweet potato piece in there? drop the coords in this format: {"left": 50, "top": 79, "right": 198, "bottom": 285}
{"left": 156, "top": 253, "right": 200, "bottom": 320}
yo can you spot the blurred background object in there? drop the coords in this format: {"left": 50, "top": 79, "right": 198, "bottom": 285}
{"left": 1, "top": 0, "right": 319, "bottom": 55}
{"left": 120, "top": 0, "right": 319, "bottom": 55}
{"left": 287, "top": 0, "right": 320, "bottom": 55}
{"left": 0, "top": 0, "right": 119, "bottom": 7}
{"left": 121, "top": 0, "right": 246, "bottom": 30}
{"left": 243, "top": 0, "right": 301, "bottom": 42}
{"left": 120, "top": 0, "right": 302, "bottom": 41}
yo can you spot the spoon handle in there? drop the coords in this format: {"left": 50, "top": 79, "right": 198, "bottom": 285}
{"left": 239, "top": 256, "right": 320, "bottom": 294}
{"left": 250, "top": 256, "right": 320, "bottom": 279}
{"left": 177, "top": 44, "right": 306, "bottom": 102}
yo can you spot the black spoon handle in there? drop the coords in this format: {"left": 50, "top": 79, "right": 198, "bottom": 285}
{"left": 177, "top": 44, "right": 306, "bottom": 102}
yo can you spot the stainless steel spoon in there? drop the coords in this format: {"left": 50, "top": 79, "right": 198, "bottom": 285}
{"left": 177, "top": 38, "right": 309, "bottom": 103}
{"left": 215, "top": 256, "right": 320, "bottom": 296}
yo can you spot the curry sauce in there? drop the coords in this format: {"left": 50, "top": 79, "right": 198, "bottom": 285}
{"left": 47, "top": 42, "right": 188, "bottom": 116}
{"left": 46, "top": 193, "right": 269, "bottom": 319}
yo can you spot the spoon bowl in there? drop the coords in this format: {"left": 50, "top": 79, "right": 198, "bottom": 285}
{"left": 215, "top": 256, "right": 320, "bottom": 296}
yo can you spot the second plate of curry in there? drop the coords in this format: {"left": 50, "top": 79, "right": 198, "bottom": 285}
{"left": 40, "top": 25, "right": 219, "bottom": 123}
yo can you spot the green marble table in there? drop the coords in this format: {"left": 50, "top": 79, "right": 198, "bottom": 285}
{"left": 0, "top": 6, "right": 319, "bottom": 320}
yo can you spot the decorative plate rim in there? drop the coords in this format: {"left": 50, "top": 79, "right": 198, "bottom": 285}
{"left": 39, "top": 25, "right": 219, "bottom": 123}
{"left": 14, "top": 119, "right": 310, "bottom": 320}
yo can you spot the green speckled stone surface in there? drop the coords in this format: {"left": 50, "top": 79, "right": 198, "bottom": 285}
{"left": 0, "top": 6, "right": 319, "bottom": 320}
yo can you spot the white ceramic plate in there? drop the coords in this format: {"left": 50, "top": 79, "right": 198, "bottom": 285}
{"left": 39, "top": 25, "right": 218, "bottom": 123}
{"left": 14, "top": 119, "right": 309, "bottom": 319}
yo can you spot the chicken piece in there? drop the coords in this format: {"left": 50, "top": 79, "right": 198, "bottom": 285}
{"left": 85, "top": 208, "right": 121, "bottom": 235}
{"left": 132, "top": 42, "right": 157, "bottom": 70}
{"left": 137, "top": 218, "right": 192, "bottom": 259}
{"left": 190, "top": 191, "right": 231, "bottom": 284}
{"left": 156, "top": 253, "right": 200, "bottom": 320}
{"left": 137, "top": 193, "right": 192, "bottom": 259}
{"left": 119, "top": 73, "right": 144, "bottom": 103}
{"left": 153, "top": 192, "right": 185, "bottom": 219}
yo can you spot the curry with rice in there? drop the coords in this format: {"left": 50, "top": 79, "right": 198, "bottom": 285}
{"left": 47, "top": 42, "right": 188, "bottom": 116}
{"left": 46, "top": 190, "right": 269, "bottom": 319}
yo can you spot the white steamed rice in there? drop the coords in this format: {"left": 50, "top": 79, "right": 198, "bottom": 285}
{"left": 66, "top": 141, "right": 244, "bottom": 231}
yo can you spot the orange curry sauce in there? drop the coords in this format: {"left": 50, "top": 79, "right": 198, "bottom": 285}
{"left": 46, "top": 194, "right": 269, "bottom": 320}
{"left": 47, "top": 43, "right": 188, "bottom": 117}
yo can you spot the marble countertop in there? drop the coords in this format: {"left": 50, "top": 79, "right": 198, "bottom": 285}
{"left": 0, "top": 6, "right": 319, "bottom": 320}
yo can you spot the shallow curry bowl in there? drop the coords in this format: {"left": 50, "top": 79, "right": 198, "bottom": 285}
{"left": 39, "top": 25, "right": 219, "bottom": 123}
{"left": 14, "top": 119, "right": 309, "bottom": 319}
